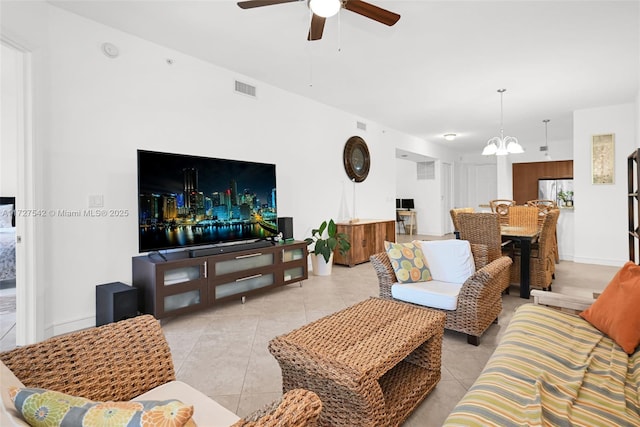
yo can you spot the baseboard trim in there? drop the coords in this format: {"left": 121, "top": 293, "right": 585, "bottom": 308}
{"left": 51, "top": 316, "right": 95, "bottom": 337}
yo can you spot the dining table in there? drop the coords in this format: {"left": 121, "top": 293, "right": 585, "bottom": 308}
{"left": 500, "top": 225, "right": 540, "bottom": 299}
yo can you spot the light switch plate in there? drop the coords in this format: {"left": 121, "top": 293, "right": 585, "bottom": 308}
{"left": 88, "top": 194, "right": 104, "bottom": 208}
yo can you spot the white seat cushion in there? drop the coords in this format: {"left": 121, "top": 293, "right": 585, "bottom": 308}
{"left": 133, "top": 380, "right": 240, "bottom": 427}
{"left": 391, "top": 280, "right": 463, "bottom": 310}
{"left": 417, "top": 239, "right": 475, "bottom": 284}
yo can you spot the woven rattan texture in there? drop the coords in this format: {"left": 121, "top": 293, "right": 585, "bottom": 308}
{"left": 510, "top": 209, "right": 559, "bottom": 290}
{"left": 507, "top": 205, "right": 540, "bottom": 230}
{"left": 232, "top": 389, "right": 322, "bottom": 427}
{"left": 530, "top": 205, "right": 561, "bottom": 263}
{"left": 489, "top": 199, "right": 515, "bottom": 225}
{"left": 370, "top": 243, "right": 511, "bottom": 343}
{"left": 449, "top": 207, "right": 474, "bottom": 232}
{"left": 269, "top": 298, "right": 445, "bottom": 427}
{"left": 456, "top": 212, "right": 504, "bottom": 265}
{"left": 0, "top": 314, "right": 175, "bottom": 401}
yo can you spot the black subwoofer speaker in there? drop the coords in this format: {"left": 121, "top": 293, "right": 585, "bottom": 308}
{"left": 278, "top": 217, "right": 294, "bottom": 241}
{"left": 96, "top": 282, "right": 138, "bottom": 326}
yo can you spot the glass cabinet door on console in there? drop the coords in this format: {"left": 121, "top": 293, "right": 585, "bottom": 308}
{"left": 282, "top": 245, "right": 307, "bottom": 284}
{"left": 209, "top": 251, "right": 276, "bottom": 303}
{"left": 133, "top": 256, "right": 208, "bottom": 318}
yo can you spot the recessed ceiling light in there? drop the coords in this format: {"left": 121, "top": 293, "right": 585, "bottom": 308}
{"left": 444, "top": 133, "right": 456, "bottom": 141}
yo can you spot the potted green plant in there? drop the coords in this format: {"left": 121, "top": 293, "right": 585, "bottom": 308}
{"left": 558, "top": 190, "right": 574, "bottom": 207}
{"left": 305, "top": 219, "right": 351, "bottom": 276}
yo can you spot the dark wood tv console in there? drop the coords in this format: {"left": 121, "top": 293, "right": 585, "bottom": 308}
{"left": 132, "top": 241, "right": 308, "bottom": 319}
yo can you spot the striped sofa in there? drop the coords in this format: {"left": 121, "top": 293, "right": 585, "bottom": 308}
{"left": 444, "top": 304, "right": 640, "bottom": 426}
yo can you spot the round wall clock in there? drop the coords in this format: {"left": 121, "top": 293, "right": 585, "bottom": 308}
{"left": 343, "top": 136, "right": 371, "bottom": 182}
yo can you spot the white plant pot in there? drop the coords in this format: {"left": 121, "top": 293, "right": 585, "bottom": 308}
{"left": 311, "top": 253, "right": 334, "bottom": 276}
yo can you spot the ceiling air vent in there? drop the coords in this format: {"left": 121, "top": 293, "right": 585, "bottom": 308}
{"left": 235, "top": 80, "right": 257, "bottom": 98}
{"left": 357, "top": 121, "right": 367, "bottom": 131}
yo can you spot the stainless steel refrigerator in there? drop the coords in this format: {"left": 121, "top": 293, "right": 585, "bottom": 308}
{"left": 538, "top": 178, "right": 573, "bottom": 207}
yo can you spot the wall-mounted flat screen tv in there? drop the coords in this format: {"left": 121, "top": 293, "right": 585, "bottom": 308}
{"left": 137, "top": 150, "right": 277, "bottom": 253}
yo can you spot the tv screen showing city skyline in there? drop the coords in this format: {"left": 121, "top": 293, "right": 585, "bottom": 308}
{"left": 137, "top": 149, "right": 277, "bottom": 252}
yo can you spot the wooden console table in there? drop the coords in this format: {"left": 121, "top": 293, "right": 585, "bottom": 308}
{"left": 269, "top": 298, "right": 445, "bottom": 426}
{"left": 334, "top": 219, "right": 395, "bottom": 267}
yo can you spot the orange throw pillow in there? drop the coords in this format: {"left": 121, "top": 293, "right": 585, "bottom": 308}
{"left": 580, "top": 261, "right": 640, "bottom": 354}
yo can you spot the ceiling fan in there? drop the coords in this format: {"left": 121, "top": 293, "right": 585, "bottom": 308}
{"left": 237, "top": 0, "right": 400, "bottom": 41}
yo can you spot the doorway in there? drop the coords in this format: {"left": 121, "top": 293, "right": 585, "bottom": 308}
{"left": 1, "top": 38, "right": 37, "bottom": 348}
{"left": 441, "top": 162, "right": 453, "bottom": 234}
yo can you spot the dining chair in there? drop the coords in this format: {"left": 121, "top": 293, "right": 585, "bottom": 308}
{"left": 508, "top": 205, "right": 539, "bottom": 229}
{"left": 527, "top": 200, "right": 560, "bottom": 263}
{"left": 526, "top": 199, "right": 557, "bottom": 226}
{"left": 456, "top": 213, "right": 510, "bottom": 293}
{"left": 489, "top": 199, "right": 516, "bottom": 225}
{"left": 510, "top": 209, "right": 559, "bottom": 290}
{"left": 396, "top": 210, "right": 407, "bottom": 234}
{"left": 449, "top": 207, "right": 474, "bottom": 237}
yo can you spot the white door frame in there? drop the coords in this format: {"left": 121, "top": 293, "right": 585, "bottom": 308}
{"left": 2, "top": 37, "right": 38, "bottom": 345}
{"left": 441, "top": 162, "right": 453, "bottom": 234}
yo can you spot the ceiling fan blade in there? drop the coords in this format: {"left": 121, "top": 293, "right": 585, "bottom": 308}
{"left": 343, "top": 0, "right": 400, "bottom": 26}
{"left": 237, "top": 0, "right": 300, "bottom": 10}
{"left": 307, "top": 14, "right": 326, "bottom": 41}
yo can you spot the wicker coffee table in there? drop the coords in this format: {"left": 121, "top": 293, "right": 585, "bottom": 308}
{"left": 268, "top": 297, "right": 445, "bottom": 426}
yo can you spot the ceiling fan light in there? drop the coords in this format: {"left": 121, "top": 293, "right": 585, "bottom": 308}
{"left": 309, "top": 0, "right": 341, "bottom": 18}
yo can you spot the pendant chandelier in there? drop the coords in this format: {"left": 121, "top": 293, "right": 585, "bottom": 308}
{"left": 482, "top": 89, "right": 524, "bottom": 156}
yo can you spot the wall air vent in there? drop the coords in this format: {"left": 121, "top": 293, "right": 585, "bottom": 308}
{"left": 417, "top": 161, "right": 435, "bottom": 180}
{"left": 235, "top": 80, "right": 257, "bottom": 98}
{"left": 357, "top": 121, "right": 367, "bottom": 131}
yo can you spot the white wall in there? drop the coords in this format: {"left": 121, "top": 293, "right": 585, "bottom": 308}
{"left": 2, "top": 2, "right": 461, "bottom": 338}
{"left": 395, "top": 158, "right": 441, "bottom": 236}
{"left": 1, "top": 44, "right": 18, "bottom": 196}
{"left": 573, "top": 103, "right": 636, "bottom": 266}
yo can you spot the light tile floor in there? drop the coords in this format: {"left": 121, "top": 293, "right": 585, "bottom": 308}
{"left": 0, "top": 234, "right": 622, "bottom": 425}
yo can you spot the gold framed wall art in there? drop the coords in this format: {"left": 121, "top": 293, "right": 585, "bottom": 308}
{"left": 591, "top": 133, "right": 615, "bottom": 184}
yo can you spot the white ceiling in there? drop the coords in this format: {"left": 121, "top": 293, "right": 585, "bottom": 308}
{"left": 49, "top": 0, "right": 639, "bottom": 155}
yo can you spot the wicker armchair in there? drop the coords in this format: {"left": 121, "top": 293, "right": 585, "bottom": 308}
{"left": 370, "top": 243, "right": 512, "bottom": 345}
{"left": 0, "top": 315, "right": 322, "bottom": 427}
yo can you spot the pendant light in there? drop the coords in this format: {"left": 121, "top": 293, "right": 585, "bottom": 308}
{"left": 482, "top": 89, "right": 524, "bottom": 156}
{"left": 542, "top": 119, "right": 551, "bottom": 160}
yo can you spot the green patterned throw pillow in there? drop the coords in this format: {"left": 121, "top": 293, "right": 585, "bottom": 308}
{"left": 9, "top": 387, "right": 195, "bottom": 427}
{"left": 384, "top": 241, "right": 432, "bottom": 283}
